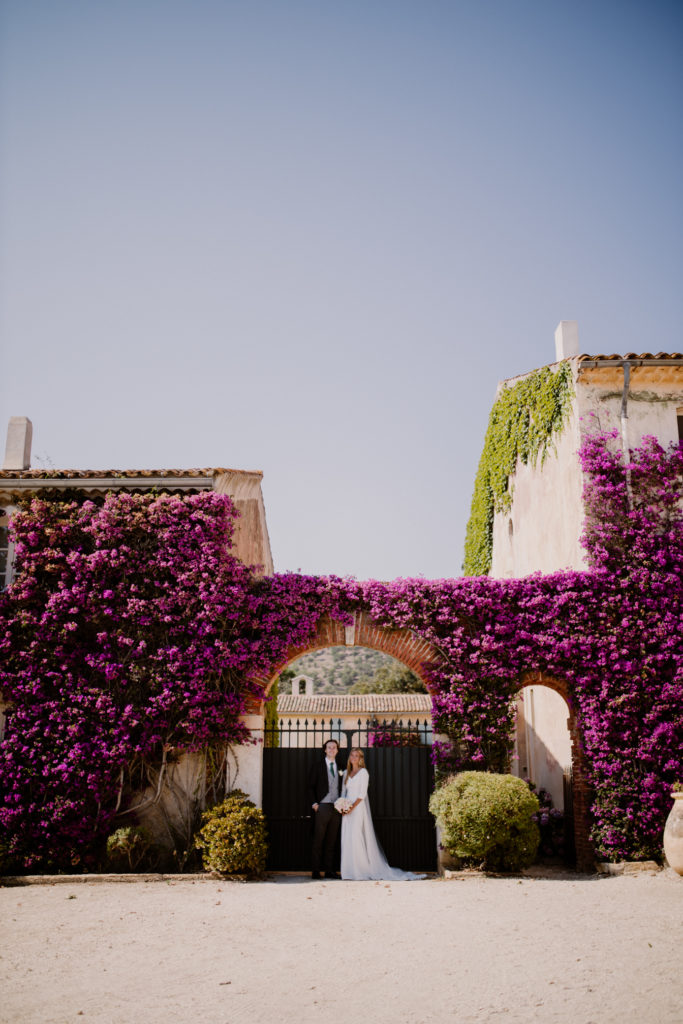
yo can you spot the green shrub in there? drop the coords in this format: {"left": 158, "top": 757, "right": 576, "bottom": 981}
{"left": 194, "top": 791, "right": 268, "bottom": 876}
{"left": 0, "top": 838, "right": 18, "bottom": 876}
{"left": 430, "top": 771, "right": 540, "bottom": 872}
{"left": 105, "top": 826, "right": 155, "bottom": 872}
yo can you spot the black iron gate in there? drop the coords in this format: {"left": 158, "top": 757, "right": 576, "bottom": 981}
{"left": 262, "top": 718, "right": 436, "bottom": 872}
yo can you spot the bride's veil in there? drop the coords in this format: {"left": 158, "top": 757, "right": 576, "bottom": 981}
{"left": 358, "top": 795, "right": 392, "bottom": 873}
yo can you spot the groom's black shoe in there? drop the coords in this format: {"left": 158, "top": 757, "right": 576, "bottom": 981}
{"left": 324, "top": 872, "right": 340, "bottom": 880}
{"left": 311, "top": 871, "right": 322, "bottom": 879}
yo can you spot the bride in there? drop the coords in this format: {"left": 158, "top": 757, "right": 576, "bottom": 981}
{"left": 339, "top": 747, "right": 425, "bottom": 881}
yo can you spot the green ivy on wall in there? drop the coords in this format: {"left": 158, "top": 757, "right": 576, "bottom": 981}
{"left": 463, "top": 361, "right": 574, "bottom": 576}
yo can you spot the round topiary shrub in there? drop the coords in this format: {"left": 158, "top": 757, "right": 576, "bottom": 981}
{"left": 430, "top": 771, "right": 540, "bottom": 872}
{"left": 194, "top": 790, "right": 268, "bottom": 877}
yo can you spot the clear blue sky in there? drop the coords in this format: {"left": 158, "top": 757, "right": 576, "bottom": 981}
{"left": 1, "top": 0, "right": 681, "bottom": 580}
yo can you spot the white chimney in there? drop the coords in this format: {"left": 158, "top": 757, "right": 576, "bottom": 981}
{"left": 3, "top": 417, "right": 33, "bottom": 470}
{"left": 554, "top": 321, "right": 579, "bottom": 361}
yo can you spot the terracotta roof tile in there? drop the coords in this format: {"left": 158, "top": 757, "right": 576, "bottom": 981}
{"left": 500, "top": 352, "right": 683, "bottom": 388}
{"left": 577, "top": 352, "right": 682, "bottom": 361}
{"left": 277, "top": 694, "right": 432, "bottom": 716}
{"left": 0, "top": 467, "right": 263, "bottom": 481}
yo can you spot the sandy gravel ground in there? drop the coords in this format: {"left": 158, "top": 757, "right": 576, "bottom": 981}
{"left": 1, "top": 870, "right": 681, "bottom": 1024}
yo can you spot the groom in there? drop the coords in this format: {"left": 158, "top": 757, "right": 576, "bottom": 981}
{"left": 308, "top": 739, "right": 345, "bottom": 879}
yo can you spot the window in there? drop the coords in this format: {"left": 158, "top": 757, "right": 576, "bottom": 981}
{"left": 0, "top": 508, "right": 8, "bottom": 587}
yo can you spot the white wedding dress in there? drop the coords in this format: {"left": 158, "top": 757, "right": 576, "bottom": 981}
{"left": 340, "top": 767, "right": 425, "bottom": 881}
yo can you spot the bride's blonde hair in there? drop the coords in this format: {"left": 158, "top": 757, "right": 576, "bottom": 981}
{"left": 347, "top": 747, "right": 366, "bottom": 774}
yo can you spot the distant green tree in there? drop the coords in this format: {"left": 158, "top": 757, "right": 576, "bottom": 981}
{"left": 277, "top": 667, "right": 296, "bottom": 695}
{"left": 264, "top": 675, "right": 279, "bottom": 747}
{"left": 264, "top": 667, "right": 296, "bottom": 747}
{"left": 350, "top": 663, "right": 426, "bottom": 694}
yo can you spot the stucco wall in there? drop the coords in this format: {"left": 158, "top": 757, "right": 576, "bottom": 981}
{"left": 490, "top": 401, "right": 586, "bottom": 577}
{"left": 213, "top": 472, "right": 274, "bottom": 575}
{"left": 133, "top": 718, "right": 265, "bottom": 850}
{"left": 133, "top": 751, "right": 209, "bottom": 851}
{"left": 512, "top": 687, "right": 572, "bottom": 810}
{"left": 234, "top": 716, "right": 265, "bottom": 806}
{"left": 575, "top": 373, "right": 682, "bottom": 451}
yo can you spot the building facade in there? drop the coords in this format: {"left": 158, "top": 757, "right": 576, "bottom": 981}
{"left": 275, "top": 691, "right": 434, "bottom": 748}
{"left": 484, "top": 324, "right": 683, "bottom": 809}
{"left": 0, "top": 416, "right": 275, "bottom": 830}
{"left": 490, "top": 325, "right": 682, "bottom": 579}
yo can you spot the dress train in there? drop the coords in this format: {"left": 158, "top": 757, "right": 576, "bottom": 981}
{"left": 340, "top": 767, "right": 425, "bottom": 881}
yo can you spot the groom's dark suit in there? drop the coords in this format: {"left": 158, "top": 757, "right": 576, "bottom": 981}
{"left": 308, "top": 757, "right": 346, "bottom": 806}
{"left": 308, "top": 751, "right": 347, "bottom": 876}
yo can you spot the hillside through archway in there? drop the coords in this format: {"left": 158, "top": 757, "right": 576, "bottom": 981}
{"left": 247, "top": 611, "right": 445, "bottom": 708}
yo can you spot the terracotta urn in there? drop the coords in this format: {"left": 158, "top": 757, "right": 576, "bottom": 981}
{"left": 663, "top": 792, "right": 683, "bottom": 876}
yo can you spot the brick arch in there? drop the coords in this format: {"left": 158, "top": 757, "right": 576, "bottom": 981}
{"left": 518, "top": 670, "right": 594, "bottom": 872}
{"left": 246, "top": 611, "right": 445, "bottom": 708}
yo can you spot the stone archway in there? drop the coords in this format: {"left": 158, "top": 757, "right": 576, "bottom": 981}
{"left": 246, "top": 611, "right": 446, "bottom": 709}
{"left": 519, "top": 670, "right": 593, "bottom": 871}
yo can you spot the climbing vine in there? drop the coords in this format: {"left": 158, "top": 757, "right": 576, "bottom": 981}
{"left": 463, "top": 361, "right": 574, "bottom": 575}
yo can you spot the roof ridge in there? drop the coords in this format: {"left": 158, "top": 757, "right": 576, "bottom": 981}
{"left": 277, "top": 693, "right": 432, "bottom": 709}
{"left": 0, "top": 467, "right": 264, "bottom": 479}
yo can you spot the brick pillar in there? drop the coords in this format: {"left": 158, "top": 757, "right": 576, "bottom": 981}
{"left": 568, "top": 718, "right": 595, "bottom": 872}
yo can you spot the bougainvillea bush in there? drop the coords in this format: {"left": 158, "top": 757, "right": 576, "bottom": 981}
{"left": 0, "top": 428, "right": 681, "bottom": 870}
{"left": 368, "top": 725, "right": 424, "bottom": 746}
{"left": 0, "top": 492, "right": 349, "bottom": 871}
{"left": 0, "top": 493, "right": 255, "bottom": 869}
{"left": 573, "top": 431, "right": 683, "bottom": 857}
